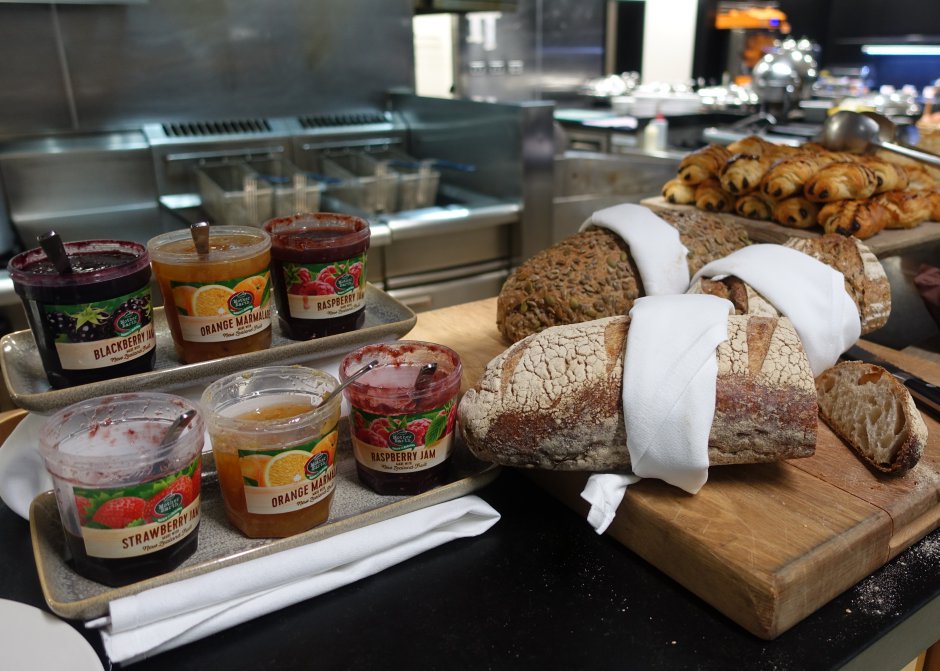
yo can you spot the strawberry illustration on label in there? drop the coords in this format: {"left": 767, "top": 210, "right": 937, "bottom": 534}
{"left": 91, "top": 496, "right": 148, "bottom": 529}
{"left": 75, "top": 495, "right": 93, "bottom": 524}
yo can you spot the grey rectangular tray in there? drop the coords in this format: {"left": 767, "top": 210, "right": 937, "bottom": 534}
{"left": 1, "top": 283, "right": 416, "bottom": 413}
{"left": 30, "top": 426, "right": 499, "bottom": 621}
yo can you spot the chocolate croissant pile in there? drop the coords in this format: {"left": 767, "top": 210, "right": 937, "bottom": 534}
{"left": 661, "top": 135, "right": 940, "bottom": 239}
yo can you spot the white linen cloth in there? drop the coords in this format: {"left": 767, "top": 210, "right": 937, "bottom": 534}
{"left": 580, "top": 203, "right": 690, "bottom": 296}
{"left": 691, "top": 244, "right": 861, "bottom": 376}
{"left": 580, "top": 294, "right": 733, "bottom": 533}
{"left": 87, "top": 495, "right": 499, "bottom": 664}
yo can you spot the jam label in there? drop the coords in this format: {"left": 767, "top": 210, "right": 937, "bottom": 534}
{"left": 44, "top": 286, "right": 156, "bottom": 371}
{"left": 238, "top": 427, "right": 338, "bottom": 515}
{"left": 350, "top": 399, "right": 457, "bottom": 474}
{"left": 171, "top": 271, "right": 272, "bottom": 343}
{"left": 72, "top": 456, "right": 201, "bottom": 559}
{"left": 282, "top": 255, "right": 366, "bottom": 320}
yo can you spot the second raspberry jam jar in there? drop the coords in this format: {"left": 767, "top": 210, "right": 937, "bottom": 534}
{"left": 340, "top": 341, "right": 462, "bottom": 495}
{"left": 264, "top": 212, "right": 370, "bottom": 341}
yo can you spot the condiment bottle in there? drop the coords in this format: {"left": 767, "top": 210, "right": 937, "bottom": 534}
{"left": 340, "top": 341, "right": 462, "bottom": 495}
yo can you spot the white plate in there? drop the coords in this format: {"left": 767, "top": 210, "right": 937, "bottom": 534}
{"left": 0, "top": 599, "right": 103, "bottom": 670}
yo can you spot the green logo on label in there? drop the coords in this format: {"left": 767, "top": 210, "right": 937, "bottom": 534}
{"left": 388, "top": 429, "right": 417, "bottom": 451}
{"left": 153, "top": 492, "right": 183, "bottom": 518}
{"left": 305, "top": 452, "right": 330, "bottom": 479}
{"left": 228, "top": 291, "right": 254, "bottom": 315}
{"left": 334, "top": 274, "right": 355, "bottom": 294}
{"left": 114, "top": 310, "right": 142, "bottom": 335}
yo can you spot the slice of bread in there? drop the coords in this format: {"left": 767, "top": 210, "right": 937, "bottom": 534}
{"left": 815, "top": 361, "right": 927, "bottom": 474}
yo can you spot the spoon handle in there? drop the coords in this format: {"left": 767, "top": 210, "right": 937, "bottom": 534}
{"left": 877, "top": 140, "right": 940, "bottom": 167}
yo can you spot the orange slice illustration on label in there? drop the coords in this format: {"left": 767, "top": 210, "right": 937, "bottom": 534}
{"left": 172, "top": 285, "right": 197, "bottom": 315}
{"left": 233, "top": 274, "right": 268, "bottom": 307}
{"left": 192, "top": 285, "right": 235, "bottom": 317}
{"left": 263, "top": 450, "right": 313, "bottom": 486}
{"left": 239, "top": 454, "right": 272, "bottom": 485}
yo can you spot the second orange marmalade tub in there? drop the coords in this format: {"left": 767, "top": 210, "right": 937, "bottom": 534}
{"left": 201, "top": 366, "right": 341, "bottom": 538}
{"left": 147, "top": 225, "right": 272, "bottom": 364}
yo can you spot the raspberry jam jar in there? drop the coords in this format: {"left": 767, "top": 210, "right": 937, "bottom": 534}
{"left": 263, "top": 213, "right": 370, "bottom": 341}
{"left": 201, "top": 366, "right": 342, "bottom": 538}
{"left": 38, "top": 393, "right": 204, "bottom": 587}
{"left": 8, "top": 240, "right": 156, "bottom": 389}
{"left": 340, "top": 341, "right": 462, "bottom": 495}
{"left": 148, "top": 226, "right": 272, "bottom": 364}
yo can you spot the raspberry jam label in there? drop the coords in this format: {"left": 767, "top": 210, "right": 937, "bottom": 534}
{"left": 237, "top": 428, "right": 338, "bottom": 515}
{"left": 281, "top": 255, "right": 366, "bottom": 320}
{"left": 72, "top": 457, "right": 201, "bottom": 559}
{"left": 43, "top": 286, "right": 156, "bottom": 370}
{"left": 350, "top": 399, "right": 457, "bottom": 474}
{"left": 170, "top": 270, "right": 272, "bottom": 343}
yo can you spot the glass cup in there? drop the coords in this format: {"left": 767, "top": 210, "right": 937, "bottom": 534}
{"left": 147, "top": 225, "right": 272, "bottom": 364}
{"left": 201, "top": 366, "right": 342, "bottom": 538}
{"left": 264, "top": 212, "right": 370, "bottom": 341}
{"left": 38, "top": 393, "right": 204, "bottom": 587}
{"left": 8, "top": 239, "right": 156, "bottom": 388}
{"left": 340, "top": 341, "right": 462, "bottom": 495}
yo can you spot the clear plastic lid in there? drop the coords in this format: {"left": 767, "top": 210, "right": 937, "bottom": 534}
{"left": 148, "top": 225, "right": 271, "bottom": 265}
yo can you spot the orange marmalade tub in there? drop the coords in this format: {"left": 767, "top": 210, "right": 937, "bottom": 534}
{"left": 201, "top": 366, "right": 341, "bottom": 538}
{"left": 148, "top": 226, "right": 272, "bottom": 364}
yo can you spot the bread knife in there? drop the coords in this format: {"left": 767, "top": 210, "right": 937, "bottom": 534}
{"left": 841, "top": 345, "right": 940, "bottom": 418}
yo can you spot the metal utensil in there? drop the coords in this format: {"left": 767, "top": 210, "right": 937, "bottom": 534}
{"left": 159, "top": 409, "right": 198, "bottom": 448}
{"left": 323, "top": 359, "right": 380, "bottom": 406}
{"left": 37, "top": 230, "right": 73, "bottom": 274}
{"left": 817, "top": 110, "right": 940, "bottom": 167}
{"left": 841, "top": 345, "right": 940, "bottom": 418}
{"left": 190, "top": 221, "right": 210, "bottom": 255}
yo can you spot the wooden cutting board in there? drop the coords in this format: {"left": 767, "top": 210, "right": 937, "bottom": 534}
{"left": 405, "top": 297, "right": 940, "bottom": 640}
{"left": 640, "top": 196, "right": 940, "bottom": 258}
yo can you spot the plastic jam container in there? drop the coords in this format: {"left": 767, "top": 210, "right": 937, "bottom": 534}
{"left": 38, "top": 393, "right": 204, "bottom": 587}
{"left": 148, "top": 226, "right": 272, "bottom": 364}
{"left": 8, "top": 240, "right": 156, "bottom": 389}
{"left": 201, "top": 366, "right": 342, "bottom": 538}
{"left": 263, "top": 213, "right": 370, "bottom": 340}
{"left": 340, "top": 341, "right": 461, "bottom": 495}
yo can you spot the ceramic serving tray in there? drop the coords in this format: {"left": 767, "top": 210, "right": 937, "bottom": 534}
{"left": 30, "top": 427, "right": 499, "bottom": 621}
{"left": 0, "top": 284, "right": 416, "bottom": 414}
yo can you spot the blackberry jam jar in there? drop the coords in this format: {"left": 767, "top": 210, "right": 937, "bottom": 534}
{"left": 8, "top": 240, "right": 156, "bottom": 389}
{"left": 264, "top": 213, "right": 370, "bottom": 340}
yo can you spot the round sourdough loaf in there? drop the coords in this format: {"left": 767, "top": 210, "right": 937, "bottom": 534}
{"left": 459, "top": 313, "right": 817, "bottom": 471}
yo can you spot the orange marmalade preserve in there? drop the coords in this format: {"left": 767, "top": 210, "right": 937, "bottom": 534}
{"left": 201, "top": 366, "right": 341, "bottom": 538}
{"left": 148, "top": 226, "right": 272, "bottom": 364}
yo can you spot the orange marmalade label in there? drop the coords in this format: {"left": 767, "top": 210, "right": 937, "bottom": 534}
{"left": 172, "top": 271, "right": 272, "bottom": 343}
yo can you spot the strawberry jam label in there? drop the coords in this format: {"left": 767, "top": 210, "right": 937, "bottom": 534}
{"left": 170, "top": 270, "right": 272, "bottom": 343}
{"left": 43, "top": 286, "right": 155, "bottom": 370}
{"left": 281, "top": 254, "right": 366, "bottom": 320}
{"left": 237, "top": 428, "right": 338, "bottom": 514}
{"left": 350, "top": 399, "right": 457, "bottom": 474}
{"left": 72, "top": 456, "right": 201, "bottom": 559}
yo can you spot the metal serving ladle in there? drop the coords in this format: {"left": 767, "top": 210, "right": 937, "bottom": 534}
{"left": 817, "top": 110, "right": 940, "bottom": 167}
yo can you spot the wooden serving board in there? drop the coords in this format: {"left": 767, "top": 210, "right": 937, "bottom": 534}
{"left": 406, "top": 297, "right": 940, "bottom": 640}
{"left": 641, "top": 196, "right": 940, "bottom": 258}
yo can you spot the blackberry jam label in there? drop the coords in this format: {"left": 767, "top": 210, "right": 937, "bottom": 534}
{"left": 44, "top": 286, "right": 156, "bottom": 370}
{"left": 350, "top": 399, "right": 457, "bottom": 474}
{"left": 281, "top": 255, "right": 366, "bottom": 320}
{"left": 170, "top": 270, "right": 272, "bottom": 343}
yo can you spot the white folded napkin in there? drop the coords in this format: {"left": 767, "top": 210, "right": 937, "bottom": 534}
{"left": 580, "top": 294, "right": 733, "bottom": 533}
{"left": 580, "top": 203, "right": 690, "bottom": 296}
{"left": 87, "top": 495, "right": 499, "bottom": 664}
{"left": 691, "top": 244, "right": 861, "bottom": 376}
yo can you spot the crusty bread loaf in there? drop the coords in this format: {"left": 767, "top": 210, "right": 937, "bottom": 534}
{"left": 460, "top": 314, "right": 817, "bottom": 471}
{"left": 496, "top": 207, "right": 750, "bottom": 343}
{"left": 688, "top": 234, "right": 891, "bottom": 335}
{"left": 815, "top": 361, "right": 927, "bottom": 474}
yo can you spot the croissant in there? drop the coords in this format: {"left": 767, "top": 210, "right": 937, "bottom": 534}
{"left": 734, "top": 193, "right": 773, "bottom": 220}
{"left": 817, "top": 199, "right": 889, "bottom": 239}
{"left": 905, "top": 165, "right": 940, "bottom": 190}
{"left": 661, "top": 178, "right": 696, "bottom": 205}
{"left": 677, "top": 144, "right": 732, "bottom": 185}
{"left": 772, "top": 196, "right": 820, "bottom": 229}
{"left": 804, "top": 162, "right": 878, "bottom": 202}
{"left": 727, "top": 135, "right": 797, "bottom": 158}
{"left": 924, "top": 188, "right": 940, "bottom": 221}
{"left": 874, "top": 190, "right": 932, "bottom": 229}
{"left": 694, "top": 178, "right": 734, "bottom": 213}
{"left": 859, "top": 157, "right": 910, "bottom": 193}
{"left": 720, "top": 154, "right": 774, "bottom": 195}
{"left": 760, "top": 154, "right": 833, "bottom": 201}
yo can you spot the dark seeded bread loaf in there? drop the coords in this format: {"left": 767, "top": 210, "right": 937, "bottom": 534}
{"left": 459, "top": 314, "right": 817, "bottom": 471}
{"left": 815, "top": 361, "right": 927, "bottom": 474}
{"left": 689, "top": 234, "right": 891, "bottom": 334}
{"left": 496, "top": 207, "right": 750, "bottom": 343}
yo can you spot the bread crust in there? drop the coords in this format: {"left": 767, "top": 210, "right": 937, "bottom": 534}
{"left": 460, "top": 314, "right": 817, "bottom": 471}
